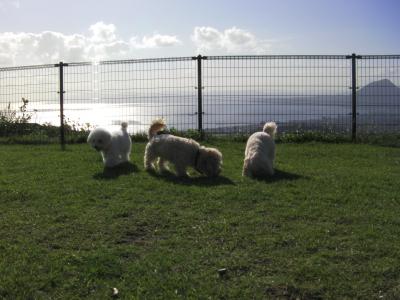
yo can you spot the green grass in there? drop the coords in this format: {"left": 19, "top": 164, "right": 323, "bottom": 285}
{"left": 0, "top": 142, "right": 400, "bottom": 299}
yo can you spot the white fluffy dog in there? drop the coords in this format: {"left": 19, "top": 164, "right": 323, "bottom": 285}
{"left": 242, "top": 122, "right": 277, "bottom": 178}
{"left": 87, "top": 122, "right": 132, "bottom": 168}
{"left": 144, "top": 119, "right": 223, "bottom": 177}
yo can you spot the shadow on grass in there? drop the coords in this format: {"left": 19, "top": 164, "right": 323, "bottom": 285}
{"left": 93, "top": 162, "right": 139, "bottom": 180}
{"left": 147, "top": 169, "right": 235, "bottom": 186}
{"left": 254, "top": 169, "right": 303, "bottom": 183}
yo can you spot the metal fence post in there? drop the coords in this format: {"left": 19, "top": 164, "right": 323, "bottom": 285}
{"left": 55, "top": 61, "right": 68, "bottom": 149}
{"left": 192, "top": 55, "right": 207, "bottom": 138}
{"left": 346, "top": 53, "right": 362, "bottom": 142}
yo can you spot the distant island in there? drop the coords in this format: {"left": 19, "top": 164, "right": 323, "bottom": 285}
{"left": 357, "top": 78, "right": 400, "bottom": 105}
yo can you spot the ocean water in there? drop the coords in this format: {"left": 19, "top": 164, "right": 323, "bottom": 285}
{"left": 13, "top": 95, "right": 400, "bottom": 135}
{"left": 28, "top": 95, "right": 361, "bottom": 134}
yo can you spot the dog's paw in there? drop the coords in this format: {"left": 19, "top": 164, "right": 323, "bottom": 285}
{"left": 144, "top": 164, "right": 154, "bottom": 172}
{"left": 176, "top": 172, "right": 189, "bottom": 178}
{"left": 159, "top": 167, "right": 170, "bottom": 175}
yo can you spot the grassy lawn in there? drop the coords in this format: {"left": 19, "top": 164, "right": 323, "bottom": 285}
{"left": 0, "top": 141, "right": 400, "bottom": 299}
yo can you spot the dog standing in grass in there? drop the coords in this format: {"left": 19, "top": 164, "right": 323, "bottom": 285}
{"left": 144, "top": 119, "right": 223, "bottom": 177}
{"left": 242, "top": 122, "right": 277, "bottom": 178}
{"left": 87, "top": 122, "right": 132, "bottom": 168}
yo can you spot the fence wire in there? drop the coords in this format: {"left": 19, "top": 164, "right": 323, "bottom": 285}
{"left": 0, "top": 64, "right": 59, "bottom": 143}
{"left": 63, "top": 58, "right": 198, "bottom": 141}
{"left": 357, "top": 55, "right": 400, "bottom": 133}
{"left": 0, "top": 55, "right": 399, "bottom": 144}
{"left": 202, "top": 55, "right": 352, "bottom": 134}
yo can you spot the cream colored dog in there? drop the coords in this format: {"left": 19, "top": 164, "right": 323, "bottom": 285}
{"left": 242, "top": 122, "right": 277, "bottom": 178}
{"left": 87, "top": 122, "right": 132, "bottom": 168}
{"left": 144, "top": 119, "right": 223, "bottom": 177}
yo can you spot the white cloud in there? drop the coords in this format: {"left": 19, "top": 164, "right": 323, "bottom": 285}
{"left": 0, "top": 23, "right": 275, "bottom": 67}
{"left": 192, "top": 26, "right": 271, "bottom": 54}
{"left": 0, "top": 22, "right": 182, "bottom": 66}
{"left": 191, "top": 27, "right": 223, "bottom": 51}
{"left": 130, "top": 34, "right": 182, "bottom": 49}
{"left": 89, "top": 22, "right": 117, "bottom": 43}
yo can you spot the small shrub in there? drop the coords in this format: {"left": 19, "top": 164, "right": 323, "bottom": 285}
{"left": 277, "top": 131, "right": 351, "bottom": 143}
{"left": 0, "top": 97, "right": 33, "bottom": 124}
{"left": 130, "top": 132, "right": 148, "bottom": 142}
{"left": 168, "top": 127, "right": 203, "bottom": 140}
{"left": 0, "top": 98, "right": 36, "bottom": 137}
{"left": 0, "top": 99, "right": 96, "bottom": 144}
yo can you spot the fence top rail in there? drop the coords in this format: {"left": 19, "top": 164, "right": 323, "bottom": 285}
{"left": 0, "top": 63, "right": 57, "bottom": 72}
{"left": 205, "top": 55, "right": 350, "bottom": 60}
{"left": 206, "top": 54, "right": 400, "bottom": 60}
{"left": 1, "top": 54, "right": 400, "bottom": 71}
{"left": 0, "top": 57, "right": 196, "bottom": 71}
{"left": 67, "top": 56, "right": 196, "bottom": 67}
{"left": 359, "top": 55, "right": 400, "bottom": 59}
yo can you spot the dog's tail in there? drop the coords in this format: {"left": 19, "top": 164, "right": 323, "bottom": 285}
{"left": 121, "top": 122, "right": 128, "bottom": 131}
{"left": 263, "top": 122, "right": 277, "bottom": 138}
{"left": 148, "top": 118, "right": 166, "bottom": 139}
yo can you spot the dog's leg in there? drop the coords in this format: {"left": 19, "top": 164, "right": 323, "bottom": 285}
{"left": 265, "top": 163, "right": 275, "bottom": 176}
{"left": 122, "top": 152, "right": 130, "bottom": 163}
{"left": 242, "top": 159, "right": 252, "bottom": 177}
{"left": 144, "top": 146, "right": 156, "bottom": 171}
{"left": 254, "top": 164, "right": 274, "bottom": 177}
{"left": 175, "top": 164, "right": 188, "bottom": 177}
{"left": 158, "top": 158, "right": 169, "bottom": 173}
{"left": 103, "top": 151, "right": 118, "bottom": 168}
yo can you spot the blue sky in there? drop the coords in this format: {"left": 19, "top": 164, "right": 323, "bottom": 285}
{"left": 0, "top": 0, "right": 399, "bottom": 66}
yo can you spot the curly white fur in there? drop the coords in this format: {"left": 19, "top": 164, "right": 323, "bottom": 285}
{"left": 87, "top": 122, "right": 132, "bottom": 168}
{"left": 144, "top": 119, "right": 223, "bottom": 177}
{"left": 242, "top": 122, "right": 277, "bottom": 178}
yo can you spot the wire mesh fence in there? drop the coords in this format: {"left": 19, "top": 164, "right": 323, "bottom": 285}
{"left": 202, "top": 55, "right": 352, "bottom": 134}
{"left": 63, "top": 58, "right": 198, "bottom": 142}
{"left": 0, "top": 64, "right": 59, "bottom": 143}
{"left": 0, "top": 54, "right": 399, "bottom": 144}
{"left": 357, "top": 55, "right": 400, "bottom": 134}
